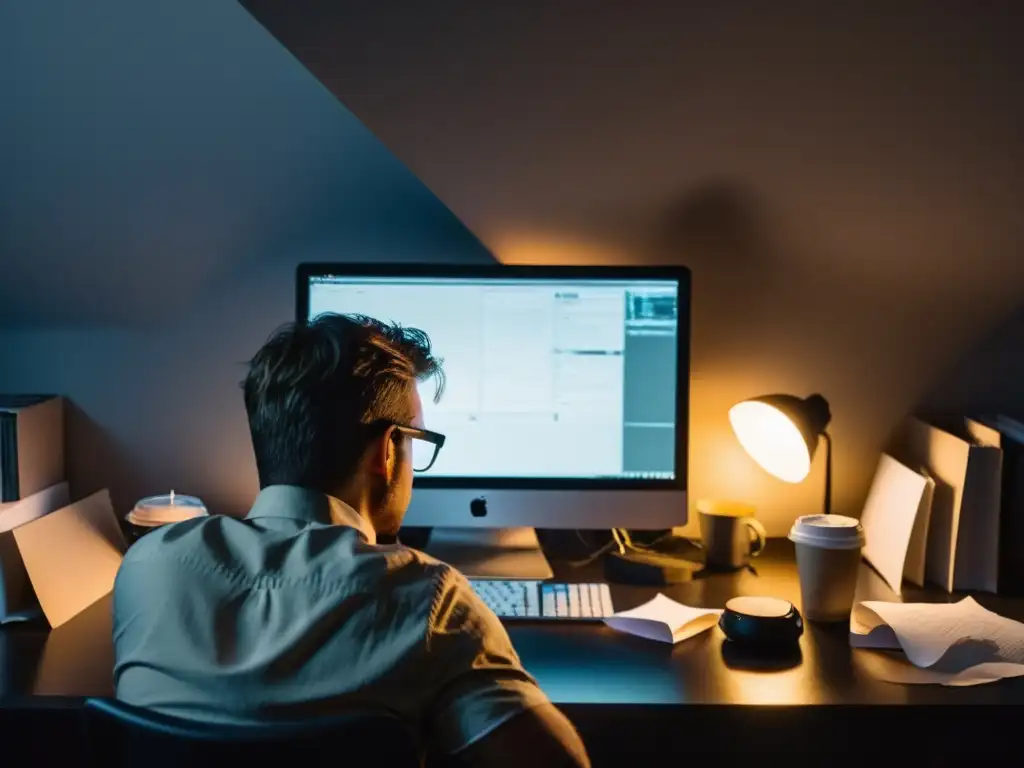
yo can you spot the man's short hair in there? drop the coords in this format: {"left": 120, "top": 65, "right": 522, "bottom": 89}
{"left": 243, "top": 313, "right": 444, "bottom": 490}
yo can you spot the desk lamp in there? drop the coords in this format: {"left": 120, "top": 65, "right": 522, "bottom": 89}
{"left": 729, "top": 393, "right": 833, "bottom": 515}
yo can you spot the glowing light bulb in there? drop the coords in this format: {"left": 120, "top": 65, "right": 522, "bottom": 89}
{"left": 729, "top": 401, "right": 811, "bottom": 483}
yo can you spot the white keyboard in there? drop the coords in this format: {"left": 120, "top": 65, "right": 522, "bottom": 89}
{"left": 470, "top": 580, "right": 615, "bottom": 620}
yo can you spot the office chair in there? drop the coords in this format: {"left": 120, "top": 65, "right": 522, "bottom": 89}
{"left": 83, "top": 697, "right": 422, "bottom": 767}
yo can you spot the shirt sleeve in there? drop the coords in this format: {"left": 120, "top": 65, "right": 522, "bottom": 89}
{"left": 423, "top": 568, "right": 552, "bottom": 756}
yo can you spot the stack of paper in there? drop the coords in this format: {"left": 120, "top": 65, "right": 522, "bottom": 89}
{"left": 604, "top": 594, "right": 722, "bottom": 644}
{"left": 851, "top": 597, "right": 1024, "bottom": 686}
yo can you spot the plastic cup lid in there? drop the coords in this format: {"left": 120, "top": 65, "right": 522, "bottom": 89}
{"left": 127, "top": 492, "right": 208, "bottom": 527}
{"left": 788, "top": 514, "right": 864, "bottom": 550}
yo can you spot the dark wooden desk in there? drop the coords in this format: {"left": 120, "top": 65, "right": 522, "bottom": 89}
{"left": 2, "top": 540, "right": 1022, "bottom": 764}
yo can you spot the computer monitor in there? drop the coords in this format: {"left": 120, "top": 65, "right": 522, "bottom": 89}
{"left": 297, "top": 263, "right": 690, "bottom": 578}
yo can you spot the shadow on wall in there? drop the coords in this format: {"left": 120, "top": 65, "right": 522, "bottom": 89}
{"left": 652, "top": 184, "right": 843, "bottom": 529}
{"left": 501, "top": 182, "right": 854, "bottom": 529}
{"left": 919, "top": 302, "right": 1024, "bottom": 420}
{"left": 500, "top": 179, "right": 1024, "bottom": 532}
{"left": 654, "top": 182, "right": 788, "bottom": 371}
{"left": 63, "top": 402, "right": 141, "bottom": 510}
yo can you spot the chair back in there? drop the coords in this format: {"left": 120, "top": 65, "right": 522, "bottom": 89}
{"left": 83, "top": 697, "right": 421, "bottom": 767}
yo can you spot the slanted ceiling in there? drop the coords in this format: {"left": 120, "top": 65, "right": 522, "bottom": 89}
{"left": 241, "top": 1, "right": 1023, "bottom": 287}
{"left": 239, "top": 0, "right": 1024, "bottom": 398}
{"left": 0, "top": 0, "right": 485, "bottom": 326}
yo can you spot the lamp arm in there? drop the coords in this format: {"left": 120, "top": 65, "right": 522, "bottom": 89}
{"left": 821, "top": 431, "right": 832, "bottom": 516}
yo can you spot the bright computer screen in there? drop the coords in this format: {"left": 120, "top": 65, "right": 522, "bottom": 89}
{"left": 307, "top": 275, "right": 679, "bottom": 480}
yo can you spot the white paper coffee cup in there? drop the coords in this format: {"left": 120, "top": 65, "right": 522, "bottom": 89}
{"left": 789, "top": 515, "right": 864, "bottom": 622}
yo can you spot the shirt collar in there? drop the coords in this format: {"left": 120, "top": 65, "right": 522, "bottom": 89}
{"left": 245, "top": 485, "right": 377, "bottom": 545}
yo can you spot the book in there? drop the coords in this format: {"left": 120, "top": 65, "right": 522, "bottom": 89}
{"left": 972, "top": 414, "right": 1024, "bottom": 595}
{"left": 0, "top": 395, "right": 64, "bottom": 502}
{"left": 896, "top": 418, "right": 1001, "bottom": 593}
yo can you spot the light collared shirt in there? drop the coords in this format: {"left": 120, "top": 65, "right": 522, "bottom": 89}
{"left": 112, "top": 485, "right": 549, "bottom": 754}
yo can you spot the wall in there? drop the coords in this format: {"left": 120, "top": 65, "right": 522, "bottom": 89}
{"left": 0, "top": 0, "right": 491, "bottom": 515}
{"left": 3, "top": 1, "right": 1024, "bottom": 535}
{"left": 244, "top": 0, "right": 1024, "bottom": 534}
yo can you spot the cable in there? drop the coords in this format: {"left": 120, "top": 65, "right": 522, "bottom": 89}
{"left": 567, "top": 539, "right": 617, "bottom": 568}
{"left": 568, "top": 527, "right": 698, "bottom": 568}
{"left": 617, "top": 528, "right": 632, "bottom": 550}
{"left": 610, "top": 528, "right": 627, "bottom": 554}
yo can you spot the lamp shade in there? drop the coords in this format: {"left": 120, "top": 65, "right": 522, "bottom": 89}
{"left": 728, "top": 394, "right": 831, "bottom": 483}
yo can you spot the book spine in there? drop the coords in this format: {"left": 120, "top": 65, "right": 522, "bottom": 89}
{"left": 0, "top": 412, "right": 16, "bottom": 503}
{"left": 999, "top": 442, "right": 1024, "bottom": 595}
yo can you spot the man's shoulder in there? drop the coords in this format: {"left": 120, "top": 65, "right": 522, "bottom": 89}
{"left": 398, "top": 555, "right": 508, "bottom": 635}
{"left": 373, "top": 547, "right": 488, "bottom": 616}
{"left": 120, "top": 514, "right": 240, "bottom": 566}
{"left": 377, "top": 545, "right": 460, "bottom": 590}
{"left": 120, "top": 520, "right": 459, "bottom": 583}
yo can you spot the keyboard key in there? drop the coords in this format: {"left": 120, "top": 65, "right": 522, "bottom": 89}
{"left": 542, "top": 585, "right": 556, "bottom": 617}
{"left": 568, "top": 584, "right": 581, "bottom": 618}
{"left": 555, "top": 585, "right": 569, "bottom": 617}
{"left": 598, "top": 584, "right": 614, "bottom": 617}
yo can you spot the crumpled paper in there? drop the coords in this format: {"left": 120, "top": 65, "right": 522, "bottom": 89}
{"left": 851, "top": 597, "right": 1024, "bottom": 686}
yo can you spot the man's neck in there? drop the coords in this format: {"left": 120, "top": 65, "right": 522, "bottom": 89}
{"left": 330, "top": 483, "right": 377, "bottom": 533}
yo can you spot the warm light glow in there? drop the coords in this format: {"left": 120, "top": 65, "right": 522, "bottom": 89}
{"left": 729, "top": 401, "right": 811, "bottom": 483}
{"left": 491, "top": 232, "right": 630, "bottom": 266}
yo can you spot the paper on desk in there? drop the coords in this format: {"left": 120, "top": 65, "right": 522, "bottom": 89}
{"left": 851, "top": 597, "right": 1024, "bottom": 685}
{"left": 856, "top": 651, "right": 1024, "bottom": 687}
{"left": 13, "top": 489, "right": 126, "bottom": 628}
{"left": 604, "top": 593, "right": 722, "bottom": 644}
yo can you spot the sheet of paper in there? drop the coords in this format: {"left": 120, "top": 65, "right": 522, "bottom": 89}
{"left": 13, "top": 489, "right": 126, "bottom": 628}
{"left": 851, "top": 597, "right": 1024, "bottom": 685}
{"left": 604, "top": 593, "right": 722, "bottom": 644}
{"left": 0, "top": 482, "right": 69, "bottom": 533}
{"left": 860, "top": 455, "right": 930, "bottom": 594}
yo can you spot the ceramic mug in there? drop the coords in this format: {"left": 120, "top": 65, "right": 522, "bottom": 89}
{"left": 697, "top": 499, "right": 767, "bottom": 570}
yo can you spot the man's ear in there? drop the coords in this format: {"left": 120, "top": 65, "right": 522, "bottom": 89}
{"left": 367, "top": 425, "right": 397, "bottom": 477}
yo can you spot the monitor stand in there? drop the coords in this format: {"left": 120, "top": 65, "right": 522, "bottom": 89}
{"left": 422, "top": 527, "right": 555, "bottom": 580}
